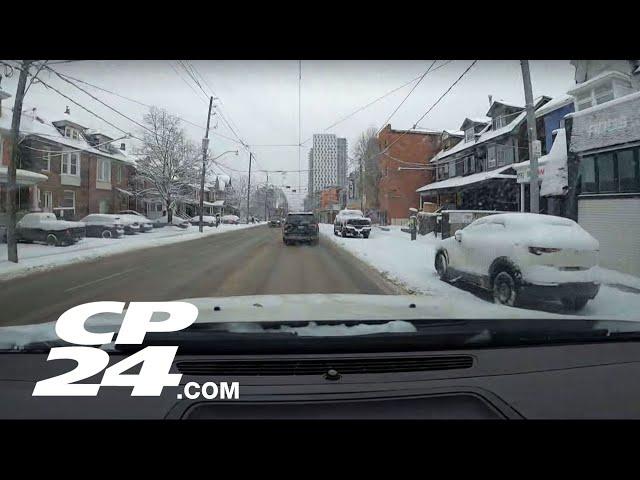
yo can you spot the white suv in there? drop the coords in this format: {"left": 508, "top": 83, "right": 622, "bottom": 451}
{"left": 434, "top": 213, "right": 600, "bottom": 310}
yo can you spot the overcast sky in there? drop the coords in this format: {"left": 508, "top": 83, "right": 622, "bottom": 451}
{"left": 1, "top": 60, "right": 576, "bottom": 209}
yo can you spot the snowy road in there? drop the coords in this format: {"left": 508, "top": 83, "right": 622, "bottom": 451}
{"left": 0, "top": 225, "right": 397, "bottom": 327}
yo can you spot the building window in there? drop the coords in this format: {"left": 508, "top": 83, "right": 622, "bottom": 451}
{"left": 618, "top": 149, "right": 639, "bottom": 192}
{"left": 594, "top": 84, "right": 614, "bottom": 105}
{"left": 42, "top": 191, "right": 53, "bottom": 212}
{"left": 576, "top": 93, "right": 593, "bottom": 111}
{"left": 62, "top": 190, "right": 75, "bottom": 214}
{"left": 117, "top": 165, "right": 123, "bottom": 184}
{"left": 464, "top": 128, "right": 475, "bottom": 143}
{"left": 493, "top": 116, "right": 508, "bottom": 130}
{"left": 598, "top": 152, "right": 616, "bottom": 192}
{"left": 449, "top": 160, "right": 456, "bottom": 177}
{"left": 580, "top": 148, "right": 640, "bottom": 194}
{"left": 580, "top": 156, "right": 597, "bottom": 193}
{"left": 98, "top": 158, "right": 111, "bottom": 182}
{"left": 42, "top": 149, "right": 51, "bottom": 171}
{"left": 487, "top": 145, "right": 497, "bottom": 168}
{"left": 61, "top": 153, "right": 80, "bottom": 176}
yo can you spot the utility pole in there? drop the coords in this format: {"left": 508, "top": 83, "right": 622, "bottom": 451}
{"left": 264, "top": 172, "right": 269, "bottom": 221}
{"left": 246, "top": 152, "right": 252, "bottom": 223}
{"left": 199, "top": 96, "right": 214, "bottom": 233}
{"left": 6, "top": 60, "right": 33, "bottom": 263}
{"left": 520, "top": 60, "right": 540, "bottom": 214}
{"left": 359, "top": 155, "right": 364, "bottom": 212}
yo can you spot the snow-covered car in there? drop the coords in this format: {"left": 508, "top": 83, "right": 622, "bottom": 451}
{"left": 153, "top": 214, "right": 190, "bottom": 229}
{"left": 334, "top": 209, "right": 371, "bottom": 238}
{"left": 116, "top": 214, "right": 153, "bottom": 233}
{"left": 434, "top": 213, "right": 601, "bottom": 311}
{"left": 79, "top": 214, "right": 125, "bottom": 239}
{"left": 189, "top": 215, "right": 218, "bottom": 227}
{"left": 16, "top": 212, "right": 85, "bottom": 247}
{"left": 221, "top": 215, "right": 240, "bottom": 225}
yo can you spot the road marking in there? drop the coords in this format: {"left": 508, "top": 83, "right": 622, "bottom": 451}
{"left": 64, "top": 267, "right": 139, "bottom": 293}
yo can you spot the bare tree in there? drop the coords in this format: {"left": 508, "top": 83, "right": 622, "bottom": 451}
{"left": 134, "top": 107, "right": 200, "bottom": 223}
{"left": 225, "top": 173, "right": 249, "bottom": 216}
{"left": 352, "top": 126, "right": 381, "bottom": 209}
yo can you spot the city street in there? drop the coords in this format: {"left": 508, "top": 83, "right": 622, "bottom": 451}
{"left": 0, "top": 225, "right": 398, "bottom": 327}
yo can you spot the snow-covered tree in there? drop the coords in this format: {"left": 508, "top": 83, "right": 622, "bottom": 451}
{"left": 352, "top": 126, "right": 381, "bottom": 209}
{"left": 134, "top": 107, "right": 200, "bottom": 222}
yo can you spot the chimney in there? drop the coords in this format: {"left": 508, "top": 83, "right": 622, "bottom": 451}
{"left": 488, "top": 95, "right": 493, "bottom": 107}
{"left": 120, "top": 143, "right": 126, "bottom": 151}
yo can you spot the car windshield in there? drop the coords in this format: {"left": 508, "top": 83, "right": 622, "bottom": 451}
{"left": 0, "top": 58, "right": 639, "bottom": 353}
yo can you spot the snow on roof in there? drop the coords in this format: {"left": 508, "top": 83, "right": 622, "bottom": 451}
{"left": 0, "top": 166, "right": 48, "bottom": 186}
{"left": 486, "top": 99, "right": 523, "bottom": 117}
{"left": 567, "top": 90, "right": 640, "bottom": 119}
{"left": 212, "top": 200, "right": 224, "bottom": 207}
{"left": 416, "top": 165, "right": 516, "bottom": 192}
{"left": 534, "top": 94, "right": 574, "bottom": 118}
{"left": 443, "top": 129, "right": 464, "bottom": 137}
{"left": 567, "top": 70, "right": 632, "bottom": 94}
{"left": 434, "top": 113, "right": 525, "bottom": 162}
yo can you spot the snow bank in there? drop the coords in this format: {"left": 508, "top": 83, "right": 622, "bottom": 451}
{"left": 0, "top": 223, "right": 261, "bottom": 281}
{"left": 319, "top": 224, "right": 640, "bottom": 320}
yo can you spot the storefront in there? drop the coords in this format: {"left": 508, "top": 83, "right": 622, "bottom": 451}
{"left": 568, "top": 92, "right": 640, "bottom": 275}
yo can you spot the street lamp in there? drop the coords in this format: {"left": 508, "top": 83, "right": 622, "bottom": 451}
{"left": 199, "top": 150, "right": 238, "bottom": 232}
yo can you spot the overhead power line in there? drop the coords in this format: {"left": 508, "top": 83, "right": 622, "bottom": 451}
{"left": 300, "top": 60, "right": 454, "bottom": 145}
{"left": 376, "top": 60, "right": 438, "bottom": 136}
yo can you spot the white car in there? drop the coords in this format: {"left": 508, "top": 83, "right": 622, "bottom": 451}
{"left": 116, "top": 214, "right": 154, "bottom": 233}
{"left": 189, "top": 215, "right": 218, "bottom": 227}
{"left": 433, "top": 213, "right": 600, "bottom": 311}
{"left": 334, "top": 209, "right": 371, "bottom": 238}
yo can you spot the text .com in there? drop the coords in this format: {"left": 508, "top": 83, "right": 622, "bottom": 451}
{"left": 177, "top": 382, "right": 240, "bottom": 400}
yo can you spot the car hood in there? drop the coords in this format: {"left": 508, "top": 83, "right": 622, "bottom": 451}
{"left": 0, "top": 293, "right": 601, "bottom": 350}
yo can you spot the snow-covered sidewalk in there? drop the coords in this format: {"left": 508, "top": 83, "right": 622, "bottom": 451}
{"left": 0, "top": 223, "right": 263, "bottom": 281}
{"left": 320, "top": 224, "right": 640, "bottom": 320}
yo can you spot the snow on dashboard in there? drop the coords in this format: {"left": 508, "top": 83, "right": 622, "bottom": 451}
{"left": 224, "top": 320, "right": 417, "bottom": 336}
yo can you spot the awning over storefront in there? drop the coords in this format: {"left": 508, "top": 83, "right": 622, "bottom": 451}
{"left": 417, "top": 165, "right": 515, "bottom": 193}
{"left": 513, "top": 128, "right": 568, "bottom": 196}
{"left": 0, "top": 166, "right": 48, "bottom": 186}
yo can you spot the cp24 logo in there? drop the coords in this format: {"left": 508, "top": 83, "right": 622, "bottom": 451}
{"left": 33, "top": 302, "right": 197, "bottom": 397}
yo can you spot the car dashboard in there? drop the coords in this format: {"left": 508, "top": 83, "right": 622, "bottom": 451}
{"left": 1, "top": 340, "right": 640, "bottom": 419}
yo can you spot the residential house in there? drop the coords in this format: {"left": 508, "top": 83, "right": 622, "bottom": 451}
{"left": 0, "top": 89, "right": 49, "bottom": 223}
{"left": 418, "top": 97, "right": 552, "bottom": 212}
{"left": 377, "top": 125, "right": 441, "bottom": 225}
{"left": 0, "top": 101, "right": 137, "bottom": 222}
{"left": 562, "top": 59, "right": 640, "bottom": 275}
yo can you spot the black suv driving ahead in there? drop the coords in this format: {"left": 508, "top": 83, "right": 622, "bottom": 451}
{"left": 283, "top": 212, "right": 319, "bottom": 246}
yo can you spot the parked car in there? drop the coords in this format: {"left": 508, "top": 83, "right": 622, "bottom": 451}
{"left": 433, "top": 213, "right": 601, "bottom": 310}
{"left": 334, "top": 209, "right": 371, "bottom": 238}
{"left": 269, "top": 219, "right": 282, "bottom": 228}
{"left": 189, "top": 215, "right": 217, "bottom": 227}
{"left": 116, "top": 214, "right": 153, "bottom": 233}
{"left": 283, "top": 212, "right": 319, "bottom": 246}
{"left": 79, "top": 214, "right": 125, "bottom": 239}
{"left": 153, "top": 214, "right": 190, "bottom": 229}
{"left": 221, "top": 215, "right": 240, "bottom": 225}
{"left": 16, "top": 212, "right": 85, "bottom": 247}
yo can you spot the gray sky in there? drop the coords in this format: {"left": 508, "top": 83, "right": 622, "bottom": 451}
{"left": 1, "top": 60, "right": 576, "bottom": 210}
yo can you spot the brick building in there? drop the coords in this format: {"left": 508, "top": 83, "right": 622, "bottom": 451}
{"left": 0, "top": 103, "right": 136, "bottom": 221}
{"left": 377, "top": 125, "right": 442, "bottom": 225}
